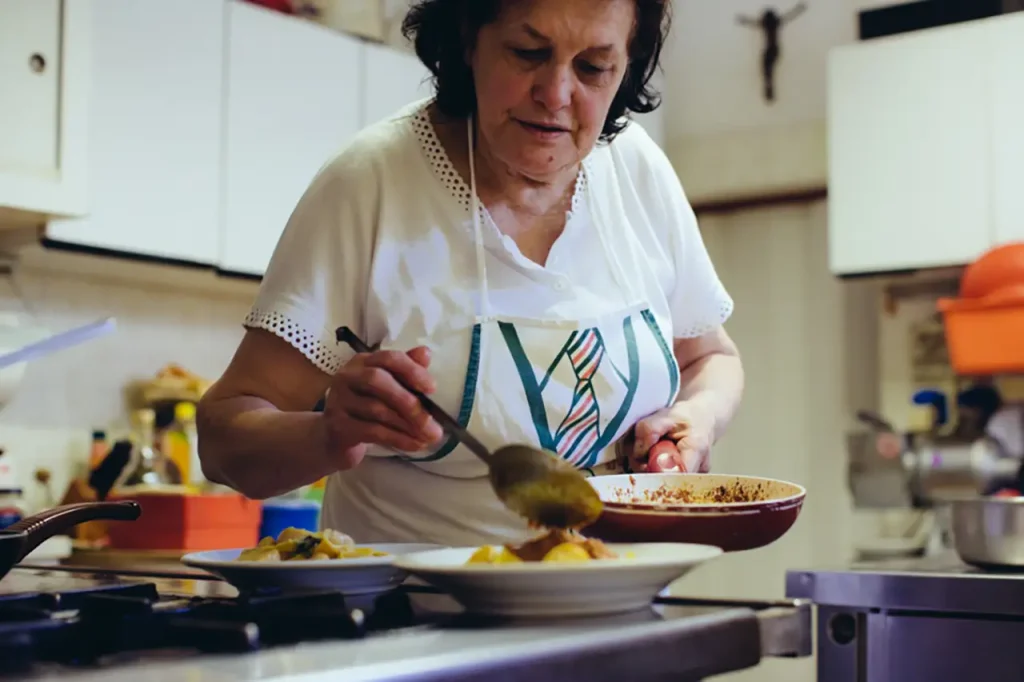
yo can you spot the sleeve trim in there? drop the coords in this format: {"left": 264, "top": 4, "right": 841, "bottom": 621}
{"left": 674, "top": 294, "right": 735, "bottom": 339}
{"left": 243, "top": 308, "right": 345, "bottom": 376}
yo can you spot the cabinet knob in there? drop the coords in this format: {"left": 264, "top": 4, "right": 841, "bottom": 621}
{"left": 29, "top": 54, "right": 46, "bottom": 74}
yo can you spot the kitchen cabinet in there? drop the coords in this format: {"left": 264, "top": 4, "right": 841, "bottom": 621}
{"left": 361, "top": 41, "right": 434, "bottom": 127}
{"left": 0, "top": 0, "right": 89, "bottom": 222}
{"left": 220, "top": 2, "right": 363, "bottom": 277}
{"left": 989, "top": 12, "right": 1024, "bottom": 246}
{"left": 827, "top": 19, "right": 993, "bottom": 275}
{"left": 47, "top": 0, "right": 225, "bottom": 264}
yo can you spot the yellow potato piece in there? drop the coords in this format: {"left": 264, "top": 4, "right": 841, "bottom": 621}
{"left": 235, "top": 527, "right": 386, "bottom": 562}
{"left": 237, "top": 547, "right": 281, "bottom": 562}
{"left": 276, "top": 527, "right": 313, "bottom": 543}
{"left": 321, "top": 528, "right": 355, "bottom": 549}
{"left": 338, "top": 547, "right": 386, "bottom": 558}
{"left": 467, "top": 546, "right": 498, "bottom": 564}
{"left": 314, "top": 537, "right": 342, "bottom": 559}
{"left": 542, "top": 543, "right": 592, "bottom": 562}
{"left": 493, "top": 547, "right": 523, "bottom": 564}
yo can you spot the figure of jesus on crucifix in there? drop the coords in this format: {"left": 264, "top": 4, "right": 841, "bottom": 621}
{"left": 737, "top": 2, "right": 807, "bottom": 103}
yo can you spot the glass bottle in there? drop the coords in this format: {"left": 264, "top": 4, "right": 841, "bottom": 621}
{"left": 123, "top": 408, "right": 182, "bottom": 486}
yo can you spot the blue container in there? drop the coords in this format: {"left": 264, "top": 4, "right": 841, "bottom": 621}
{"left": 259, "top": 499, "right": 321, "bottom": 541}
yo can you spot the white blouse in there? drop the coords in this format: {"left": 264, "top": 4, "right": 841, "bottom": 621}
{"left": 243, "top": 100, "right": 734, "bottom": 545}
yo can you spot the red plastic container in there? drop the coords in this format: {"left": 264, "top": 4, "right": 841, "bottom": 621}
{"left": 105, "top": 492, "right": 262, "bottom": 551}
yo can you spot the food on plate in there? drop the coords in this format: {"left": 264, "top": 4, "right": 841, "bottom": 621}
{"left": 236, "top": 526, "right": 388, "bottom": 562}
{"left": 614, "top": 475, "right": 768, "bottom": 505}
{"left": 466, "top": 528, "right": 619, "bottom": 565}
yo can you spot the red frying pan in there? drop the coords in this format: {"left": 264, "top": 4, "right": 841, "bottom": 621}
{"left": 586, "top": 472, "right": 806, "bottom": 552}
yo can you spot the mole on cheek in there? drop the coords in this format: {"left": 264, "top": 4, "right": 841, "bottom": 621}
{"left": 548, "top": 156, "right": 554, "bottom": 162}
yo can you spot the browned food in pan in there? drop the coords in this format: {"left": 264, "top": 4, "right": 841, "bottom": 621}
{"left": 614, "top": 479, "right": 770, "bottom": 505}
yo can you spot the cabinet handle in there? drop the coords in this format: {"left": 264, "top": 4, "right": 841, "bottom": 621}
{"left": 29, "top": 54, "right": 46, "bottom": 74}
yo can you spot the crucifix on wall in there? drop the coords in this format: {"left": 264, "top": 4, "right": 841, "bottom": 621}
{"left": 737, "top": 2, "right": 808, "bottom": 103}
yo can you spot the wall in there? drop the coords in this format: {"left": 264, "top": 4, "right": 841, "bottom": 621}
{"left": 663, "top": 0, "right": 908, "bottom": 202}
{"left": 659, "top": 199, "right": 876, "bottom": 682}
{"left": 0, "top": 249, "right": 254, "bottom": 510}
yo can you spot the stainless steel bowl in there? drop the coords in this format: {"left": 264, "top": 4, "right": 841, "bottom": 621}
{"left": 951, "top": 497, "right": 1024, "bottom": 569}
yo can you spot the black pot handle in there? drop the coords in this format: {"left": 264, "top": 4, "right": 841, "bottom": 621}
{"left": 5, "top": 501, "right": 141, "bottom": 561}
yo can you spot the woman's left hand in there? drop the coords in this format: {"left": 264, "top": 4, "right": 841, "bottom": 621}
{"left": 626, "top": 401, "right": 716, "bottom": 473}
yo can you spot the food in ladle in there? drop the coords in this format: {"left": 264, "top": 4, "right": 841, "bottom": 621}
{"left": 466, "top": 528, "right": 619, "bottom": 564}
{"left": 236, "top": 527, "right": 388, "bottom": 561}
{"left": 499, "top": 467, "right": 605, "bottom": 530}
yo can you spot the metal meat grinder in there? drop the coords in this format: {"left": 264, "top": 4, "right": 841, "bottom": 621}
{"left": 846, "top": 387, "right": 1024, "bottom": 556}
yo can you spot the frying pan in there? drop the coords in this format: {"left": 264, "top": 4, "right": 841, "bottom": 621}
{"left": 0, "top": 501, "right": 140, "bottom": 579}
{"left": 586, "top": 473, "right": 806, "bottom": 552}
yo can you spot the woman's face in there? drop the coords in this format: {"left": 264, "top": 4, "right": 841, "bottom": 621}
{"left": 470, "top": 0, "right": 634, "bottom": 182}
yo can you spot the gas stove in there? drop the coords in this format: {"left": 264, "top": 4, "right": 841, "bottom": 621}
{"left": 2, "top": 567, "right": 812, "bottom": 682}
{"left": 0, "top": 569, "right": 433, "bottom": 677}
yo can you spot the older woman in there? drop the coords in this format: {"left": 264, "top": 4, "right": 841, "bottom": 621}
{"left": 197, "top": 0, "right": 744, "bottom": 546}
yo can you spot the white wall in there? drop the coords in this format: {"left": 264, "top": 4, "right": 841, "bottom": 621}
{"left": 662, "top": 1, "right": 878, "bottom": 202}
{"left": 666, "top": 2, "right": 854, "bottom": 138}
{"left": 664, "top": 200, "right": 878, "bottom": 682}
{"left": 0, "top": 252, "right": 252, "bottom": 510}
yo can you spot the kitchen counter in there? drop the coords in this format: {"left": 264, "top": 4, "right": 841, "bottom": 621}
{"left": 8, "top": 567, "right": 811, "bottom": 682}
{"left": 786, "top": 551, "right": 1024, "bottom": 682}
{"left": 24, "top": 601, "right": 806, "bottom": 682}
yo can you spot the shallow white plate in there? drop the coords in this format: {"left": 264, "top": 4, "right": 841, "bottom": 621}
{"left": 181, "top": 543, "right": 442, "bottom": 594}
{"left": 393, "top": 543, "right": 723, "bottom": 618}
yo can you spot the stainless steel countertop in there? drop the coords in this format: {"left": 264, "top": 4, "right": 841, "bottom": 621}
{"left": 9, "top": 567, "right": 812, "bottom": 682}
{"left": 786, "top": 550, "right": 1024, "bottom": 616}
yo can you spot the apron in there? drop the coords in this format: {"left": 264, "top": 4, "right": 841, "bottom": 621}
{"left": 322, "top": 117, "right": 681, "bottom": 544}
{"left": 391, "top": 118, "right": 681, "bottom": 477}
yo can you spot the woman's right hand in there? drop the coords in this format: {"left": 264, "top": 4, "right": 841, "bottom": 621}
{"left": 322, "top": 346, "right": 445, "bottom": 462}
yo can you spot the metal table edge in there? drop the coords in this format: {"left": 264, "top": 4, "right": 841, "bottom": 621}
{"left": 784, "top": 566, "right": 1024, "bottom": 617}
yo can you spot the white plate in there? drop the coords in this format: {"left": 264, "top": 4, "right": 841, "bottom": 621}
{"left": 393, "top": 543, "right": 723, "bottom": 618}
{"left": 181, "top": 543, "right": 442, "bottom": 594}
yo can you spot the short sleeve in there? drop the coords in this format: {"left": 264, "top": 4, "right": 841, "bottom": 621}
{"left": 661, "top": 178, "right": 734, "bottom": 338}
{"left": 243, "top": 151, "right": 379, "bottom": 375}
{"left": 622, "top": 124, "right": 734, "bottom": 339}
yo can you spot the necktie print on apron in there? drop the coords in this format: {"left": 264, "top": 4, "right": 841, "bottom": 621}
{"left": 554, "top": 328, "right": 604, "bottom": 466}
{"left": 500, "top": 318, "right": 642, "bottom": 471}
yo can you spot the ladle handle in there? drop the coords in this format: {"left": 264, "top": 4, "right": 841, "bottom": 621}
{"left": 335, "top": 327, "right": 492, "bottom": 463}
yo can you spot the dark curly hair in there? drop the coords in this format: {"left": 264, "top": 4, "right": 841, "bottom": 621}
{"left": 401, "top": 0, "right": 670, "bottom": 143}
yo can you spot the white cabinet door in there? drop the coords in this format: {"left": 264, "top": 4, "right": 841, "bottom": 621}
{"left": 0, "top": 0, "right": 88, "bottom": 219}
{"left": 989, "top": 13, "right": 1024, "bottom": 246}
{"left": 0, "top": 0, "right": 60, "bottom": 175}
{"left": 47, "top": 0, "right": 224, "bottom": 264}
{"left": 827, "top": 21, "right": 992, "bottom": 275}
{"left": 361, "top": 41, "right": 433, "bottom": 128}
{"left": 220, "top": 2, "right": 362, "bottom": 276}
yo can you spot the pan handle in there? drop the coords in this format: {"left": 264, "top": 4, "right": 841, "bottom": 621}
{"left": 5, "top": 501, "right": 141, "bottom": 561}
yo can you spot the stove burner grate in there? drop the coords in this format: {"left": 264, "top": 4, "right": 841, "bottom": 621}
{"left": 0, "top": 582, "right": 411, "bottom": 676}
